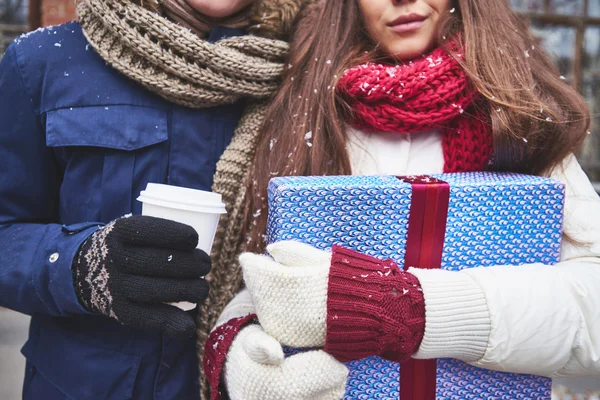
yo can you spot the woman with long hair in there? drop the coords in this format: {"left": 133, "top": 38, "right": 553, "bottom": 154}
{"left": 203, "top": 0, "right": 600, "bottom": 398}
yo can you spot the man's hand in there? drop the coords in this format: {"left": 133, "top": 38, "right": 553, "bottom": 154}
{"left": 73, "top": 215, "right": 211, "bottom": 338}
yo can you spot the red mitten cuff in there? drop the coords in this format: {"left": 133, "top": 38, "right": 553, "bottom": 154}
{"left": 325, "top": 245, "right": 425, "bottom": 362}
{"left": 203, "top": 314, "right": 258, "bottom": 400}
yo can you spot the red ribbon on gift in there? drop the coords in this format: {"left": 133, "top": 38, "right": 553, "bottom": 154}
{"left": 398, "top": 175, "right": 450, "bottom": 400}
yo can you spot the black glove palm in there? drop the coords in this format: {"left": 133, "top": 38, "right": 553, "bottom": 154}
{"left": 73, "top": 215, "right": 211, "bottom": 338}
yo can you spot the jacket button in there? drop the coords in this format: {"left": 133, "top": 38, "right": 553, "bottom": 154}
{"left": 49, "top": 253, "right": 59, "bottom": 263}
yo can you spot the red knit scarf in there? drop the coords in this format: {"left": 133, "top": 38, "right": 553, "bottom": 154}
{"left": 337, "top": 44, "right": 493, "bottom": 173}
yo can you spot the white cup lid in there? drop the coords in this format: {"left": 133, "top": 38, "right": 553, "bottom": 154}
{"left": 138, "top": 183, "right": 226, "bottom": 214}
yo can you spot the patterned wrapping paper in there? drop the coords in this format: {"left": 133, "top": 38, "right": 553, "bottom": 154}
{"left": 267, "top": 172, "right": 565, "bottom": 400}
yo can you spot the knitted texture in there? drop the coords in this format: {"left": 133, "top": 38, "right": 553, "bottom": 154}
{"left": 240, "top": 241, "right": 426, "bottom": 362}
{"left": 337, "top": 41, "right": 493, "bottom": 173}
{"left": 204, "top": 314, "right": 258, "bottom": 400}
{"left": 196, "top": 6, "right": 316, "bottom": 399}
{"left": 240, "top": 240, "right": 332, "bottom": 348}
{"left": 224, "top": 325, "right": 348, "bottom": 400}
{"left": 197, "top": 102, "right": 269, "bottom": 398}
{"left": 75, "top": 220, "right": 118, "bottom": 319}
{"left": 76, "top": 0, "right": 310, "bottom": 396}
{"left": 325, "top": 246, "right": 426, "bottom": 363}
{"left": 73, "top": 215, "right": 211, "bottom": 338}
{"left": 77, "top": 0, "right": 288, "bottom": 109}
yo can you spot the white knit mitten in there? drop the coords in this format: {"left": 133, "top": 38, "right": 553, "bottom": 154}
{"left": 225, "top": 324, "right": 348, "bottom": 400}
{"left": 240, "top": 241, "right": 331, "bottom": 348}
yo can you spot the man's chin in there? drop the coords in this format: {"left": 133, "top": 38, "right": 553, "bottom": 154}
{"left": 184, "top": 0, "right": 253, "bottom": 18}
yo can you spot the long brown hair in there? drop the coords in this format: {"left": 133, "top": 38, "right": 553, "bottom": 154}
{"left": 243, "top": 0, "right": 591, "bottom": 253}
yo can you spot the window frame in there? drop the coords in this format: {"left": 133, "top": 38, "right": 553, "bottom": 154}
{"left": 518, "top": 0, "right": 600, "bottom": 91}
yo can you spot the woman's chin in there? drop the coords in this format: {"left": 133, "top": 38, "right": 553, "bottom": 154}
{"left": 382, "top": 39, "right": 438, "bottom": 63}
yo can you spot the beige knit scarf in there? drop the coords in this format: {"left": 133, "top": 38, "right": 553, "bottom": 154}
{"left": 77, "top": 0, "right": 289, "bottom": 108}
{"left": 77, "top": 0, "right": 310, "bottom": 397}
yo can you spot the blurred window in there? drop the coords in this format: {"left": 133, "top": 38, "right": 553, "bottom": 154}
{"left": 0, "top": 0, "right": 28, "bottom": 54}
{"left": 513, "top": 0, "right": 600, "bottom": 183}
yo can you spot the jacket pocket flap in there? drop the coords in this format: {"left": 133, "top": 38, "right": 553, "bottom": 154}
{"left": 46, "top": 105, "right": 168, "bottom": 150}
{"left": 21, "top": 323, "right": 141, "bottom": 400}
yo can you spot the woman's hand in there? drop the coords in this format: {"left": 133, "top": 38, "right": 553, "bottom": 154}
{"left": 240, "top": 241, "right": 332, "bottom": 348}
{"left": 185, "top": 0, "right": 254, "bottom": 18}
{"left": 225, "top": 325, "right": 348, "bottom": 400}
{"left": 241, "top": 241, "right": 427, "bottom": 363}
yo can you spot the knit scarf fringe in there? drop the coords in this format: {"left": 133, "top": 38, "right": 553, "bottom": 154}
{"left": 337, "top": 42, "right": 493, "bottom": 172}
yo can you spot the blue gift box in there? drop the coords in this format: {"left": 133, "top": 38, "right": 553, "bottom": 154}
{"left": 266, "top": 172, "right": 565, "bottom": 400}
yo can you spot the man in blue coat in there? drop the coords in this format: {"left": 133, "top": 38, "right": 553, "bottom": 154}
{"left": 0, "top": 0, "right": 288, "bottom": 398}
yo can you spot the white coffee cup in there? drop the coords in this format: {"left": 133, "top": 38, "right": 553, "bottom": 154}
{"left": 137, "top": 183, "right": 226, "bottom": 311}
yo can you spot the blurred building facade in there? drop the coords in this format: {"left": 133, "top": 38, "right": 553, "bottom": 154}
{"left": 512, "top": 0, "right": 600, "bottom": 185}
{"left": 0, "top": 0, "right": 28, "bottom": 51}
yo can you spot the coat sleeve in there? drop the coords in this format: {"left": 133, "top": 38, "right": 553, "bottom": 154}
{"left": 409, "top": 154, "right": 600, "bottom": 378}
{"left": 0, "top": 43, "right": 99, "bottom": 316}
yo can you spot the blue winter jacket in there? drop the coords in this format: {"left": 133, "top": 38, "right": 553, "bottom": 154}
{"left": 0, "top": 22, "right": 244, "bottom": 399}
